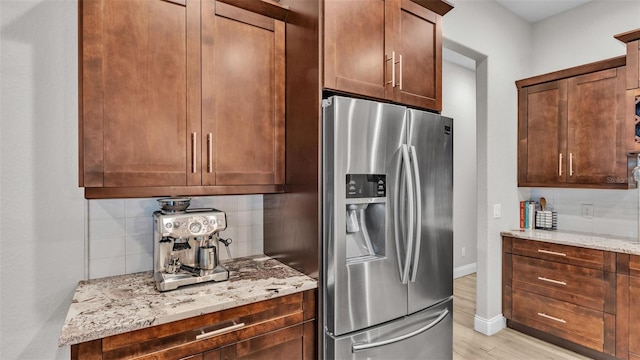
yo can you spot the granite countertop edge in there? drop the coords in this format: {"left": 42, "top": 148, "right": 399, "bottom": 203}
{"left": 58, "top": 255, "right": 317, "bottom": 347}
{"left": 501, "top": 229, "right": 640, "bottom": 255}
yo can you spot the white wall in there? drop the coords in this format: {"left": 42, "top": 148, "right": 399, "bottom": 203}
{"left": 445, "top": 0, "right": 532, "bottom": 335}
{"left": 442, "top": 60, "right": 478, "bottom": 277}
{"left": 1, "top": 1, "right": 84, "bottom": 358}
{"left": 531, "top": 1, "right": 640, "bottom": 75}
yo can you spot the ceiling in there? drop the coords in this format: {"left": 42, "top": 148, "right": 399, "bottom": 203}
{"left": 495, "top": 0, "right": 593, "bottom": 23}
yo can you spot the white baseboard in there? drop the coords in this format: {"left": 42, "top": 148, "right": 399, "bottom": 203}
{"left": 474, "top": 314, "right": 506, "bottom": 336}
{"left": 454, "top": 262, "right": 477, "bottom": 279}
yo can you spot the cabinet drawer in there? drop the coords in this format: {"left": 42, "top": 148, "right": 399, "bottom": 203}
{"left": 101, "top": 293, "right": 305, "bottom": 359}
{"left": 512, "top": 289, "right": 604, "bottom": 352}
{"left": 512, "top": 238, "right": 604, "bottom": 269}
{"left": 512, "top": 255, "right": 604, "bottom": 311}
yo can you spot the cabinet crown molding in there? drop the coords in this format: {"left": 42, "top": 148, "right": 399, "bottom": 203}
{"left": 614, "top": 28, "right": 640, "bottom": 44}
{"left": 516, "top": 56, "right": 626, "bottom": 89}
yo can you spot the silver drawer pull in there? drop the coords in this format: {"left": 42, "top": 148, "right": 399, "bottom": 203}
{"left": 537, "top": 312, "right": 566, "bottom": 324}
{"left": 195, "top": 322, "right": 245, "bottom": 340}
{"left": 537, "top": 276, "right": 566, "bottom": 286}
{"left": 537, "top": 249, "right": 566, "bottom": 257}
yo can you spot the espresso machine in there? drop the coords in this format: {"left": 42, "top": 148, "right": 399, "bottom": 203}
{"left": 153, "top": 198, "right": 232, "bottom": 291}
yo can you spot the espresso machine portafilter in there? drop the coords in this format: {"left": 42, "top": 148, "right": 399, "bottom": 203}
{"left": 152, "top": 206, "right": 232, "bottom": 292}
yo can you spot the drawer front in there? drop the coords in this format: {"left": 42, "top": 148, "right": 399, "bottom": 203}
{"left": 101, "top": 292, "right": 306, "bottom": 359}
{"left": 512, "top": 238, "right": 604, "bottom": 269}
{"left": 512, "top": 289, "right": 604, "bottom": 352}
{"left": 512, "top": 255, "right": 604, "bottom": 310}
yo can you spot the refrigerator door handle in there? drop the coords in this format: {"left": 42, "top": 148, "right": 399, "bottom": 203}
{"left": 399, "top": 144, "right": 415, "bottom": 284}
{"left": 409, "top": 145, "right": 422, "bottom": 282}
{"left": 351, "top": 308, "right": 450, "bottom": 352}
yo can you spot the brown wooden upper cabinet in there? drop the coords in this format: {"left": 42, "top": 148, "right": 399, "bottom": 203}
{"left": 79, "top": 0, "right": 287, "bottom": 198}
{"left": 517, "top": 57, "right": 636, "bottom": 189}
{"left": 323, "top": 0, "right": 453, "bottom": 112}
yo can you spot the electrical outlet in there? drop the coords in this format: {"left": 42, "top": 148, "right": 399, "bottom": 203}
{"left": 461, "top": 247, "right": 466, "bottom": 258}
{"left": 493, "top": 204, "right": 501, "bottom": 219}
{"left": 581, "top": 204, "right": 594, "bottom": 219}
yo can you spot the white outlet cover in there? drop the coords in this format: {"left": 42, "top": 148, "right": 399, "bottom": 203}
{"left": 581, "top": 204, "right": 594, "bottom": 219}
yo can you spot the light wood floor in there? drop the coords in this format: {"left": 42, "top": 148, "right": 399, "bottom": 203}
{"left": 453, "top": 274, "right": 591, "bottom": 360}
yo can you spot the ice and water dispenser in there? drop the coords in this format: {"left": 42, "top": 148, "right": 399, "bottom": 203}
{"left": 344, "top": 174, "right": 386, "bottom": 262}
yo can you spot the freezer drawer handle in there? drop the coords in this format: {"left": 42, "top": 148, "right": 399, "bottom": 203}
{"left": 351, "top": 309, "right": 449, "bottom": 353}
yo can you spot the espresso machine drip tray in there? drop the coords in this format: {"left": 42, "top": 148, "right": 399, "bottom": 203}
{"left": 154, "top": 266, "right": 229, "bottom": 292}
{"left": 153, "top": 208, "right": 230, "bottom": 292}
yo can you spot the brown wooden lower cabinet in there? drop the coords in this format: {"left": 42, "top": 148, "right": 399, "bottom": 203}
{"left": 70, "top": 290, "right": 316, "bottom": 360}
{"left": 616, "top": 254, "right": 640, "bottom": 360}
{"left": 503, "top": 236, "right": 620, "bottom": 360}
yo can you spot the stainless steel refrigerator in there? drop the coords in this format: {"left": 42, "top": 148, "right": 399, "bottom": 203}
{"left": 322, "top": 95, "right": 453, "bottom": 359}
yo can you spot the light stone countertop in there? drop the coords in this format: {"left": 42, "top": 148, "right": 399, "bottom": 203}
{"left": 59, "top": 255, "right": 317, "bottom": 347}
{"left": 501, "top": 229, "right": 640, "bottom": 255}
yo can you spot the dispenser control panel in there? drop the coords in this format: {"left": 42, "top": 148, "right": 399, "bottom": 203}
{"left": 346, "top": 174, "right": 386, "bottom": 198}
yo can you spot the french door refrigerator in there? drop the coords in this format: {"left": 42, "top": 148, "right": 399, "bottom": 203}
{"left": 322, "top": 95, "right": 453, "bottom": 359}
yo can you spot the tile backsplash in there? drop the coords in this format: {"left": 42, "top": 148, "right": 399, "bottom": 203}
{"left": 87, "top": 195, "right": 263, "bottom": 279}
{"left": 529, "top": 188, "right": 638, "bottom": 238}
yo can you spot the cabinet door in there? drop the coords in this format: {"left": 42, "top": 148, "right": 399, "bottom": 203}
{"left": 220, "top": 325, "right": 304, "bottom": 360}
{"left": 518, "top": 80, "right": 568, "bottom": 186}
{"left": 567, "top": 67, "right": 627, "bottom": 185}
{"left": 323, "top": 0, "right": 387, "bottom": 100}
{"left": 629, "top": 276, "right": 640, "bottom": 358}
{"left": 202, "top": 1, "right": 285, "bottom": 186}
{"left": 389, "top": 0, "right": 442, "bottom": 111}
{"left": 80, "top": 0, "right": 200, "bottom": 187}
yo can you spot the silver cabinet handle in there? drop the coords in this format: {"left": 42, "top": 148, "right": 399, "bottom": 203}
{"left": 537, "top": 249, "right": 566, "bottom": 257}
{"left": 537, "top": 276, "right": 567, "bottom": 286}
{"left": 398, "top": 54, "right": 403, "bottom": 90}
{"left": 352, "top": 309, "right": 449, "bottom": 352}
{"left": 537, "top": 313, "right": 566, "bottom": 324}
{"left": 195, "top": 322, "right": 245, "bottom": 340}
{"left": 192, "top": 132, "right": 197, "bottom": 173}
{"left": 558, "top": 153, "right": 563, "bottom": 176}
{"left": 400, "top": 144, "right": 415, "bottom": 284}
{"left": 207, "top": 133, "right": 213, "bottom": 173}
{"left": 409, "top": 145, "right": 421, "bottom": 282}
{"left": 386, "top": 51, "right": 396, "bottom": 87}
{"left": 569, "top": 152, "right": 574, "bottom": 176}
